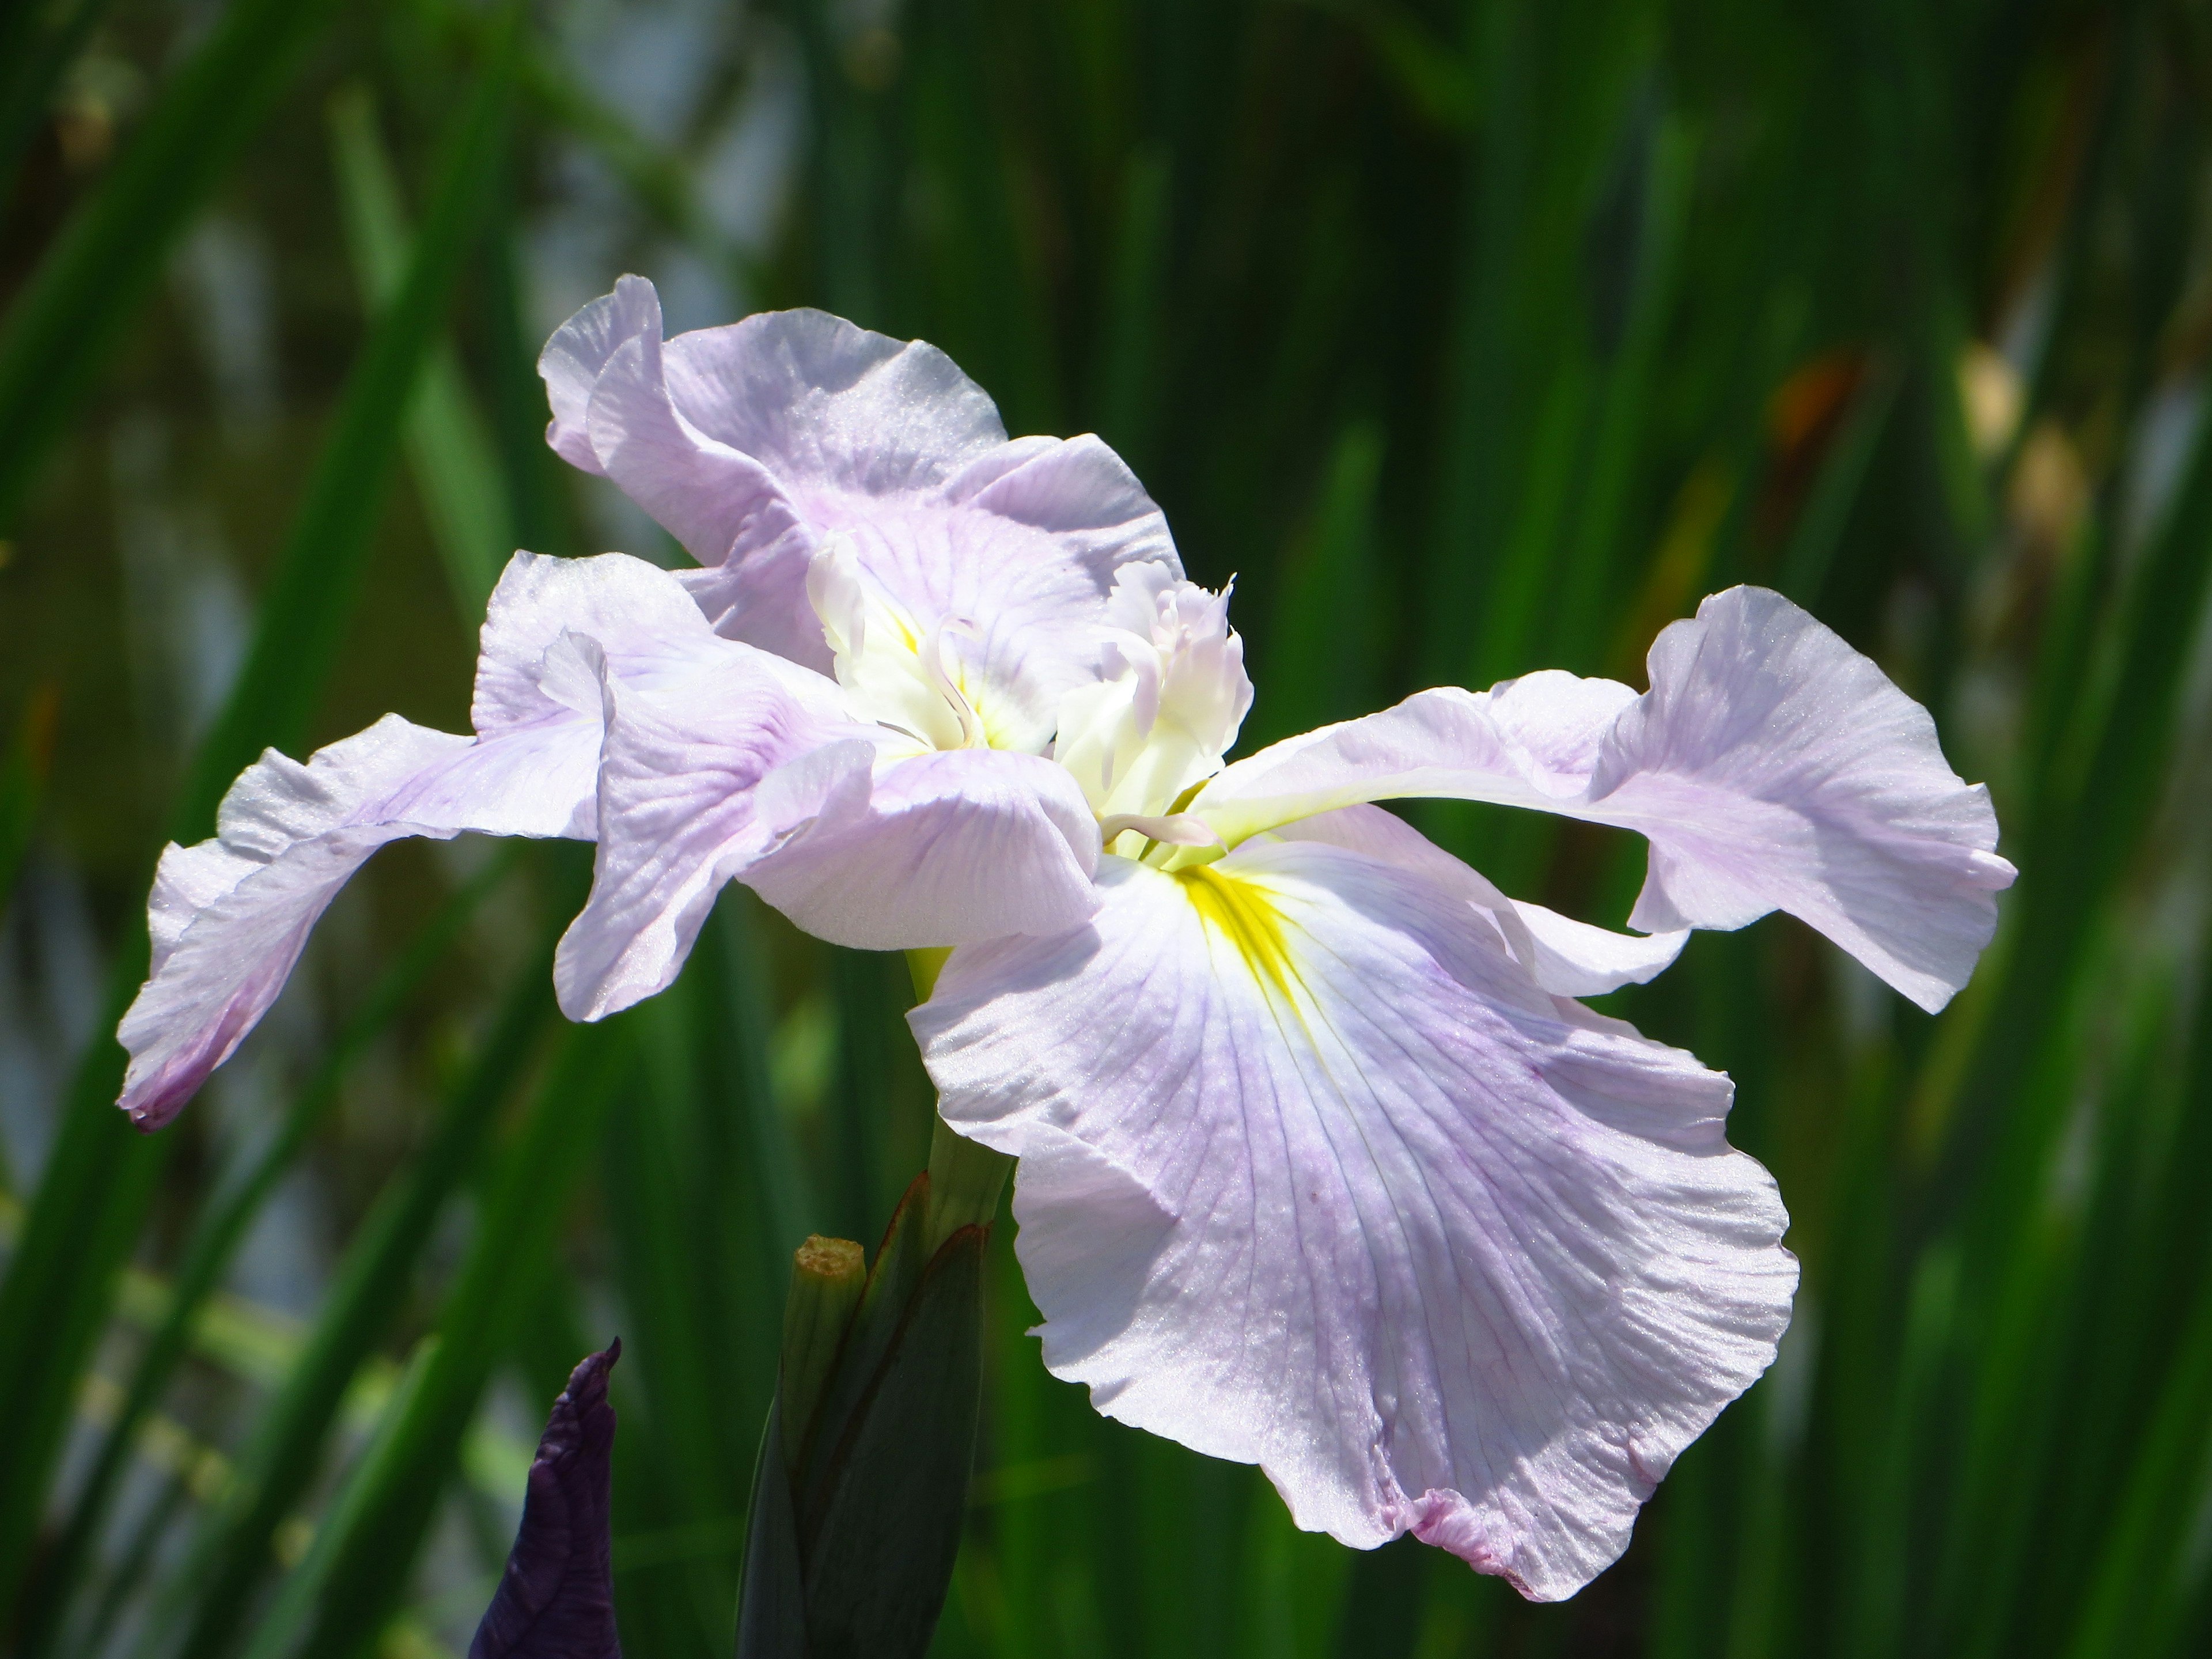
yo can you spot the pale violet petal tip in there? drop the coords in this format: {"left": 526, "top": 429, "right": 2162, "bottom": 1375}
{"left": 116, "top": 710, "right": 599, "bottom": 1128}
{"left": 553, "top": 644, "right": 869, "bottom": 1022}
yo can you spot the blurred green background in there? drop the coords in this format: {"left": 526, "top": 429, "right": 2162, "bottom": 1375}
{"left": 2, "top": 0, "right": 2210, "bottom": 1655}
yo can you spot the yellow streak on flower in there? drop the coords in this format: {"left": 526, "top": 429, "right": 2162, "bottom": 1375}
{"left": 1176, "top": 865, "right": 1297, "bottom": 1002}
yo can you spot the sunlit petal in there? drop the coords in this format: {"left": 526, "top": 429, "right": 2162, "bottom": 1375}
{"left": 121, "top": 717, "right": 546, "bottom": 1129}
{"left": 917, "top": 839, "right": 1794, "bottom": 1601}
{"left": 1191, "top": 587, "right": 2013, "bottom": 1010}
{"left": 542, "top": 279, "right": 1180, "bottom": 724}
{"left": 559, "top": 650, "right": 1102, "bottom": 1021}
{"left": 1267, "top": 805, "right": 1686, "bottom": 998}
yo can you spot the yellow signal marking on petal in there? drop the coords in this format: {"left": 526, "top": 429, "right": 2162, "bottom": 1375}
{"left": 1176, "top": 865, "right": 1298, "bottom": 1002}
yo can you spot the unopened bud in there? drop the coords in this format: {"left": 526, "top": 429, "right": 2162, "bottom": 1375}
{"left": 781, "top": 1235, "right": 866, "bottom": 1468}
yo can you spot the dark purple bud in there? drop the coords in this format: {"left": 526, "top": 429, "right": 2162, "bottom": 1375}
{"left": 469, "top": 1342, "right": 624, "bottom": 1659}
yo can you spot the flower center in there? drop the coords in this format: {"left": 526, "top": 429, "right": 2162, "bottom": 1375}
{"left": 1051, "top": 566, "right": 1255, "bottom": 860}
{"left": 808, "top": 536, "right": 994, "bottom": 755}
{"left": 1176, "top": 864, "right": 1298, "bottom": 998}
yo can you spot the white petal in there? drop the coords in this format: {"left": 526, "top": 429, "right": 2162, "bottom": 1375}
{"left": 541, "top": 283, "right": 1181, "bottom": 724}
{"left": 119, "top": 716, "right": 571, "bottom": 1128}
{"left": 1267, "top": 805, "right": 1686, "bottom": 998}
{"left": 915, "top": 839, "right": 1795, "bottom": 1601}
{"left": 1193, "top": 588, "right": 2014, "bottom": 1011}
{"left": 1054, "top": 567, "right": 1252, "bottom": 820}
{"left": 744, "top": 748, "right": 1104, "bottom": 949}
{"left": 556, "top": 647, "right": 1102, "bottom": 1019}
{"left": 551, "top": 638, "right": 870, "bottom": 1020}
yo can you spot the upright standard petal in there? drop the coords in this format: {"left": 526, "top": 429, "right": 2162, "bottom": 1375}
{"left": 541, "top": 281, "right": 1181, "bottom": 732}
{"left": 556, "top": 647, "right": 1102, "bottom": 1021}
{"left": 915, "top": 840, "right": 1794, "bottom": 1601}
{"left": 1053, "top": 566, "right": 1253, "bottom": 832}
{"left": 1189, "top": 587, "right": 2016, "bottom": 1011}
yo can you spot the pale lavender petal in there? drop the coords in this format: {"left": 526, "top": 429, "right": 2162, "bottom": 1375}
{"left": 552, "top": 643, "right": 872, "bottom": 1021}
{"left": 119, "top": 551, "right": 755, "bottom": 1126}
{"left": 673, "top": 385, "right": 1179, "bottom": 747}
{"left": 541, "top": 281, "right": 1180, "bottom": 717}
{"left": 555, "top": 619, "right": 1101, "bottom": 1015}
{"left": 1507, "top": 902, "right": 1690, "bottom": 999}
{"left": 661, "top": 305, "right": 1006, "bottom": 491}
{"left": 1595, "top": 587, "right": 2015, "bottom": 1010}
{"left": 1193, "top": 587, "right": 2014, "bottom": 1011}
{"left": 539, "top": 275, "right": 660, "bottom": 475}
{"left": 1268, "top": 805, "right": 1685, "bottom": 998}
{"left": 915, "top": 840, "right": 1794, "bottom": 1601}
{"left": 744, "top": 747, "right": 1103, "bottom": 950}
{"left": 588, "top": 346, "right": 804, "bottom": 584}
{"left": 468, "top": 551, "right": 737, "bottom": 838}
{"left": 120, "top": 716, "right": 564, "bottom": 1128}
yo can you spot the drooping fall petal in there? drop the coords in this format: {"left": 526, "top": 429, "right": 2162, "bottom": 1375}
{"left": 1190, "top": 586, "right": 2014, "bottom": 1011}
{"left": 915, "top": 839, "right": 1796, "bottom": 1601}
{"left": 115, "top": 553, "right": 741, "bottom": 1127}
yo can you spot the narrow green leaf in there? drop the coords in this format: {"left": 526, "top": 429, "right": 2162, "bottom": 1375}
{"left": 1254, "top": 422, "right": 1387, "bottom": 749}
{"left": 0, "top": 0, "right": 347, "bottom": 527}
{"left": 734, "top": 1402, "right": 808, "bottom": 1659}
{"left": 1945, "top": 349, "right": 2212, "bottom": 1286}
{"left": 2061, "top": 1266, "right": 2212, "bottom": 1659}
{"left": 1551, "top": 108, "right": 1696, "bottom": 672}
{"left": 1092, "top": 144, "right": 1173, "bottom": 478}
{"left": 328, "top": 83, "right": 513, "bottom": 613}
{"left": 13, "top": 850, "right": 518, "bottom": 1659}
{"left": 0, "top": 16, "right": 524, "bottom": 1616}
{"left": 287, "top": 1020, "right": 630, "bottom": 1659}
{"left": 798, "top": 1173, "right": 930, "bottom": 1506}
{"left": 233, "top": 1338, "right": 445, "bottom": 1659}
{"left": 158, "top": 885, "right": 565, "bottom": 1659}
{"left": 802, "top": 1224, "right": 986, "bottom": 1659}
{"left": 1775, "top": 362, "right": 1900, "bottom": 609}
{"left": 0, "top": 683, "right": 58, "bottom": 950}
{"left": 1842, "top": 1247, "right": 1956, "bottom": 1659}
{"left": 184, "top": 16, "right": 520, "bottom": 827}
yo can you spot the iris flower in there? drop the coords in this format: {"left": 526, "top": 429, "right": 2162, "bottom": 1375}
{"left": 116, "top": 278, "right": 2014, "bottom": 1600}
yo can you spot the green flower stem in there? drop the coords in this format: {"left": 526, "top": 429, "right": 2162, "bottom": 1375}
{"left": 905, "top": 946, "right": 953, "bottom": 1000}
{"left": 906, "top": 949, "right": 1013, "bottom": 1249}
